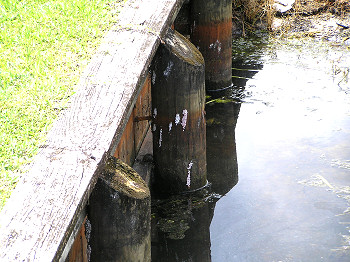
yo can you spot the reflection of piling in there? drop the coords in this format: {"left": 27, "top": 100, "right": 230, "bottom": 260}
{"left": 88, "top": 157, "right": 151, "bottom": 262}
{"left": 191, "top": 0, "right": 232, "bottom": 91}
{"left": 152, "top": 28, "right": 206, "bottom": 194}
{"left": 206, "top": 101, "right": 240, "bottom": 195}
{"left": 151, "top": 194, "right": 212, "bottom": 262}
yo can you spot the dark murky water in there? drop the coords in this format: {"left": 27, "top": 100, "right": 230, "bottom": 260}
{"left": 152, "top": 35, "right": 350, "bottom": 262}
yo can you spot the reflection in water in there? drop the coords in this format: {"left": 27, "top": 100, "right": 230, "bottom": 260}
{"left": 210, "top": 36, "right": 350, "bottom": 262}
{"left": 151, "top": 97, "right": 242, "bottom": 261}
{"left": 152, "top": 34, "right": 350, "bottom": 261}
{"left": 206, "top": 47, "right": 264, "bottom": 195}
{"left": 206, "top": 101, "right": 240, "bottom": 196}
{"left": 151, "top": 192, "right": 212, "bottom": 262}
{"left": 151, "top": 44, "right": 262, "bottom": 261}
{"left": 151, "top": 98, "right": 241, "bottom": 260}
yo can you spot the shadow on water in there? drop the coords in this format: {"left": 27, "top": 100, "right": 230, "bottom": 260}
{"left": 151, "top": 190, "right": 213, "bottom": 261}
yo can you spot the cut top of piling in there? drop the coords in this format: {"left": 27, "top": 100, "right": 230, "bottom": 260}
{"left": 164, "top": 29, "right": 204, "bottom": 66}
{"left": 103, "top": 157, "right": 150, "bottom": 199}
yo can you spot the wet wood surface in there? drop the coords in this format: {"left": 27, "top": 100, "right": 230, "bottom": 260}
{"left": 0, "top": 0, "right": 185, "bottom": 261}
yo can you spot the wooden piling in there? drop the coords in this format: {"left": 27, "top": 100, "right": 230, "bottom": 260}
{"left": 190, "top": 0, "right": 233, "bottom": 92}
{"left": 174, "top": 0, "right": 191, "bottom": 36}
{"left": 87, "top": 157, "right": 151, "bottom": 262}
{"left": 152, "top": 28, "right": 207, "bottom": 194}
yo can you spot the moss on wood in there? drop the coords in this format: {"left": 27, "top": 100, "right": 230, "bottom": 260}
{"left": 103, "top": 157, "right": 150, "bottom": 199}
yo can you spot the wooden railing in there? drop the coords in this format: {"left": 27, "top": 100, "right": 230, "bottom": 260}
{"left": 0, "top": 0, "right": 185, "bottom": 260}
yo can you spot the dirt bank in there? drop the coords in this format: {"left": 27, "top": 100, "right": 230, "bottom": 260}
{"left": 272, "top": 0, "right": 350, "bottom": 45}
{"left": 233, "top": 0, "right": 350, "bottom": 46}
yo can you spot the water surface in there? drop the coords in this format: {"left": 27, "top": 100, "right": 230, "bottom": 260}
{"left": 152, "top": 35, "right": 350, "bottom": 262}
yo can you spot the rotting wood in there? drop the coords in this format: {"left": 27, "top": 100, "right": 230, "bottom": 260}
{"left": 134, "top": 116, "right": 153, "bottom": 122}
{"left": 132, "top": 130, "right": 154, "bottom": 187}
{"left": 62, "top": 209, "right": 88, "bottom": 262}
{"left": 88, "top": 157, "right": 151, "bottom": 262}
{"left": 132, "top": 73, "right": 152, "bottom": 163}
{"left": 152, "top": 27, "right": 207, "bottom": 194}
{"left": 0, "top": 0, "right": 185, "bottom": 261}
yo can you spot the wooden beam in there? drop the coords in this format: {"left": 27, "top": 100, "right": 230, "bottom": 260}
{"left": 114, "top": 74, "right": 152, "bottom": 166}
{"left": 0, "top": 0, "right": 185, "bottom": 261}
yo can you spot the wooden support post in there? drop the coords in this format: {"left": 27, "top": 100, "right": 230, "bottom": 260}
{"left": 87, "top": 157, "right": 151, "bottom": 262}
{"left": 190, "top": 0, "right": 233, "bottom": 92}
{"left": 152, "top": 28, "right": 207, "bottom": 194}
{"left": 174, "top": 0, "right": 191, "bottom": 36}
{"left": 206, "top": 101, "right": 240, "bottom": 195}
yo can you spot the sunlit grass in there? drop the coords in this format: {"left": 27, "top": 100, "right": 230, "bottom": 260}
{"left": 0, "top": 0, "right": 124, "bottom": 209}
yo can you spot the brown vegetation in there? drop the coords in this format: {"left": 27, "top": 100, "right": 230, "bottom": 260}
{"left": 232, "top": 0, "right": 275, "bottom": 34}
{"left": 295, "top": 0, "right": 350, "bottom": 15}
{"left": 232, "top": 0, "right": 350, "bottom": 35}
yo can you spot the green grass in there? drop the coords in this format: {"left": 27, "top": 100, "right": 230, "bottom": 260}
{"left": 0, "top": 0, "right": 124, "bottom": 209}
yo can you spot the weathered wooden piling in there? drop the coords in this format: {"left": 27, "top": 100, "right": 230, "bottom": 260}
{"left": 191, "top": 0, "right": 233, "bottom": 91}
{"left": 152, "top": 28, "right": 207, "bottom": 194}
{"left": 174, "top": 0, "right": 191, "bottom": 35}
{"left": 88, "top": 157, "right": 151, "bottom": 262}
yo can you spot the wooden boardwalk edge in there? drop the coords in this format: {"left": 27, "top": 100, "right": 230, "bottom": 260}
{"left": 0, "top": 0, "right": 185, "bottom": 261}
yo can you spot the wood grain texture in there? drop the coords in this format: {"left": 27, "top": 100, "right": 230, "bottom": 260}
{"left": 0, "top": 0, "right": 185, "bottom": 261}
{"left": 88, "top": 157, "right": 151, "bottom": 261}
{"left": 152, "top": 28, "right": 207, "bottom": 194}
{"left": 114, "top": 74, "right": 152, "bottom": 166}
{"left": 66, "top": 218, "right": 88, "bottom": 262}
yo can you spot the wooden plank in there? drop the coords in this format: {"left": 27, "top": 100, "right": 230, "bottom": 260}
{"left": 114, "top": 73, "right": 152, "bottom": 166}
{"left": 66, "top": 218, "right": 88, "bottom": 262}
{"left": 133, "top": 74, "right": 152, "bottom": 156}
{"left": 114, "top": 110, "right": 136, "bottom": 164}
{"left": 67, "top": 64, "right": 151, "bottom": 262}
{"left": 0, "top": 0, "right": 185, "bottom": 261}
